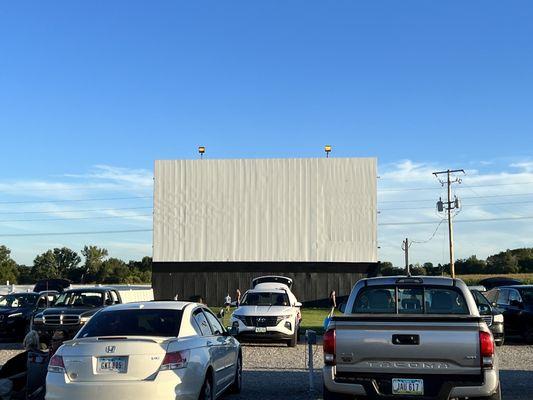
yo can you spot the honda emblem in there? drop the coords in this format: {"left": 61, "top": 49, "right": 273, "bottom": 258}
{"left": 105, "top": 346, "right": 116, "bottom": 354}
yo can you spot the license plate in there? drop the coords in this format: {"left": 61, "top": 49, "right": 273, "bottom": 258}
{"left": 392, "top": 378, "right": 424, "bottom": 396}
{"left": 97, "top": 357, "right": 128, "bottom": 374}
{"left": 255, "top": 327, "right": 267, "bottom": 333}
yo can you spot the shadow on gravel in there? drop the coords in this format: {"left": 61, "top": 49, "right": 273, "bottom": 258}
{"left": 226, "top": 370, "right": 533, "bottom": 400}
{"left": 226, "top": 370, "right": 323, "bottom": 400}
{"left": 500, "top": 370, "right": 533, "bottom": 400}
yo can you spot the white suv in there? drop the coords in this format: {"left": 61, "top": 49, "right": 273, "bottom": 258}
{"left": 230, "top": 276, "right": 302, "bottom": 347}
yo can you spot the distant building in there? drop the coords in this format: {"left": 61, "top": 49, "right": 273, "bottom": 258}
{"left": 152, "top": 157, "right": 378, "bottom": 305}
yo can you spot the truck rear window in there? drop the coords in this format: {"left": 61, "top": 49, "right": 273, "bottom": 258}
{"left": 353, "top": 286, "right": 469, "bottom": 315}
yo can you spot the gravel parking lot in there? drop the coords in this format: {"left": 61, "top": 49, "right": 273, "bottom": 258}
{"left": 1, "top": 341, "right": 531, "bottom": 399}
{"left": 226, "top": 341, "right": 533, "bottom": 400}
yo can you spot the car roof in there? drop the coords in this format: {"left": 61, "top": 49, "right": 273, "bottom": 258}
{"left": 65, "top": 288, "right": 110, "bottom": 293}
{"left": 364, "top": 275, "right": 458, "bottom": 286}
{"left": 498, "top": 285, "right": 533, "bottom": 289}
{"left": 100, "top": 301, "right": 201, "bottom": 312}
{"left": 2, "top": 292, "right": 38, "bottom": 296}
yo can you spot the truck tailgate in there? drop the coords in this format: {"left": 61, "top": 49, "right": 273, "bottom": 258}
{"left": 333, "top": 315, "right": 482, "bottom": 376}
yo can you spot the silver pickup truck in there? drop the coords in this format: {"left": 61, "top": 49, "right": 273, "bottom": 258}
{"left": 323, "top": 276, "right": 500, "bottom": 400}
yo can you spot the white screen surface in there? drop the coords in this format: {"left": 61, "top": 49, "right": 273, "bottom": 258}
{"left": 153, "top": 158, "right": 377, "bottom": 263}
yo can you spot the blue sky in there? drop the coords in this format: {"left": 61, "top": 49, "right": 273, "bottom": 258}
{"left": 0, "top": 1, "right": 532, "bottom": 266}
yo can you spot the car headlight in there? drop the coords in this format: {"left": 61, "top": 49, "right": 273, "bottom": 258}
{"left": 276, "top": 315, "right": 292, "bottom": 323}
{"left": 233, "top": 314, "right": 246, "bottom": 323}
{"left": 8, "top": 313, "right": 23, "bottom": 319}
{"left": 33, "top": 315, "right": 43, "bottom": 324}
{"left": 493, "top": 314, "right": 504, "bottom": 323}
{"left": 80, "top": 316, "right": 92, "bottom": 324}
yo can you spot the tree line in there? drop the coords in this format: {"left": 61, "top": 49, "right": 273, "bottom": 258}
{"left": 381, "top": 247, "right": 533, "bottom": 276}
{"left": 0, "top": 245, "right": 151, "bottom": 285}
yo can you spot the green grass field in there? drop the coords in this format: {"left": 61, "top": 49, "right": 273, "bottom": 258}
{"left": 456, "top": 273, "right": 533, "bottom": 285}
{"left": 212, "top": 306, "right": 333, "bottom": 335}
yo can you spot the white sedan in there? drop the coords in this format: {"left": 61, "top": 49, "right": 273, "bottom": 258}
{"left": 46, "top": 301, "right": 242, "bottom": 400}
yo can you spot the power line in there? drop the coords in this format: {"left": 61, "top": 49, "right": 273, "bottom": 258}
{"left": 0, "top": 206, "right": 153, "bottom": 216}
{"left": 379, "top": 199, "right": 533, "bottom": 211}
{"left": 410, "top": 219, "right": 446, "bottom": 244}
{"left": 0, "top": 196, "right": 153, "bottom": 205}
{"left": 378, "top": 180, "right": 533, "bottom": 192}
{"left": 379, "top": 215, "right": 533, "bottom": 226}
{"left": 379, "top": 192, "right": 533, "bottom": 203}
{"left": 0, "top": 229, "right": 153, "bottom": 238}
{"left": 0, "top": 214, "right": 153, "bottom": 223}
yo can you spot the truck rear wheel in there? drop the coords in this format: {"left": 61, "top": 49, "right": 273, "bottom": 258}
{"left": 323, "top": 384, "right": 354, "bottom": 400}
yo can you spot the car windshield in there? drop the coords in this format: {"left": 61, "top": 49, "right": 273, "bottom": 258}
{"left": 77, "top": 309, "right": 183, "bottom": 338}
{"left": 241, "top": 292, "right": 290, "bottom": 306}
{"left": 54, "top": 291, "right": 104, "bottom": 308}
{"left": 471, "top": 290, "right": 491, "bottom": 307}
{"left": 353, "top": 286, "right": 469, "bottom": 315}
{"left": 518, "top": 288, "right": 533, "bottom": 304}
{"left": 0, "top": 294, "right": 38, "bottom": 308}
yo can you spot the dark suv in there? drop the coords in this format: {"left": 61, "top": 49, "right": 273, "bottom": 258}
{"left": 485, "top": 285, "right": 533, "bottom": 343}
{"left": 0, "top": 291, "right": 58, "bottom": 339}
{"left": 470, "top": 289, "right": 505, "bottom": 346}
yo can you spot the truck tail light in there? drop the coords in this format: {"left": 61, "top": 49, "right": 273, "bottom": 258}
{"left": 160, "top": 350, "right": 189, "bottom": 370}
{"left": 48, "top": 355, "right": 65, "bottom": 373}
{"left": 479, "top": 331, "right": 494, "bottom": 368}
{"left": 323, "top": 329, "right": 336, "bottom": 366}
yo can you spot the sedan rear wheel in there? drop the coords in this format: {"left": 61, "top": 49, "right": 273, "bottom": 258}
{"left": 229, "top": 355, "right": 242, "bottom": 393}
{"left": 199, "top": 375, "right": 214, "bottom": 400}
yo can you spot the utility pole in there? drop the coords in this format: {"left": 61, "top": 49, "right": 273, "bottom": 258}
{"left": 402, "top": 238, "right": 410, "bottom": 276}
{"left": 433, "top": 169, "right": 465, "bottom": 278}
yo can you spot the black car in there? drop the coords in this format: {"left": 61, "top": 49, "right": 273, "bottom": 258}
{"left": 0, "top": 291, "right": 59, "bottom": 340}
{"left": 479, "top": 277, "right": 522, "bottom": 290}
{"left": 485, "top": 285, "right": 533, "bottom": 343}
{"left": 470, "top": 289, "right": 505, "bottom": 346}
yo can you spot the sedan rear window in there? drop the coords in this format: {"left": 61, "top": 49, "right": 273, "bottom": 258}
{"left": 78, "top": 309, "right": 182, "bottom": 338}
{"left": 353, "top": 286, "right": 469, "bottom": 315}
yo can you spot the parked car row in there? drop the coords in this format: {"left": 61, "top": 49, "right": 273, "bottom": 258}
{"left": 3, "top": 275, "right": 530, "bottom": 400}
{"left": 0, "top": 280, "right": 154, "bottom": 343}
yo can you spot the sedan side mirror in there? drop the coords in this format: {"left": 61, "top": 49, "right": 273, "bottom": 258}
{"left": 510, "top": 299, "right": 523, "bottom": 308}
{"left": 228, "top": 326, "right": 239, "bottom": 336}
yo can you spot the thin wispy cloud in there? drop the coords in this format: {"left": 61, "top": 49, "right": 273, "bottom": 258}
{"left": 378, "top": 159, "right": 533, "bottom": 266}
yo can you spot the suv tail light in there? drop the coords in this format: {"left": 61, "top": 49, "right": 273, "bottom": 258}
{"left": 323, "top": 329, "right": 336, "bottom": 365}
{"left": 479, "top": 331, "right": 494, "bottom": 368}
{"left": 160, "top": 350, "right": 189, "bottom": 371}
{"left": 48, "top": 355, "right": 65, "bottom": 373}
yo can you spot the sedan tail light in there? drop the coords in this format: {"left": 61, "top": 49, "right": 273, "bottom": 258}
{"left": 323, "top": 329, "right": 336, "bottom": 366}
{"left": 48, "top": 355, "right": 65, "bottom": 373}
{"left": 160, "top": 350, "right": 189, "bottom": 371}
